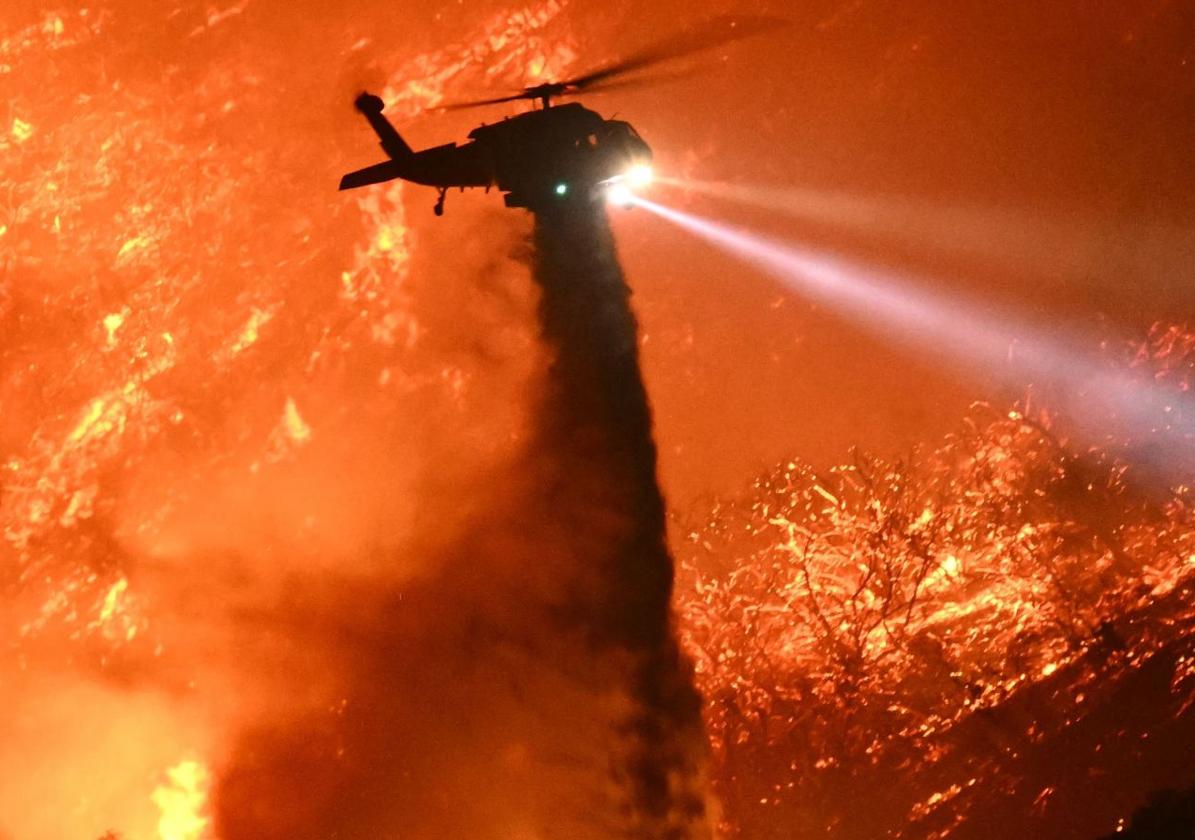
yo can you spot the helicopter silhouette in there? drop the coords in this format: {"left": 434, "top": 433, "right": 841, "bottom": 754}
{"left": 337, "top": 16, "right": 782, "bottom": 215}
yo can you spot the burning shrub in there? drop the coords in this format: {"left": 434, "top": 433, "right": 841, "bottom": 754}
{"left": 677, "top": 324, "right": 1195, "bottom": 838}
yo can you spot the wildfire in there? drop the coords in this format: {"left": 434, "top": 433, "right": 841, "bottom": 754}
{"left": 224, "top": 306, "right": 275, "bottom": 358}
{"left": 5, "top": 0, "right": 1191, "bottom": 837}
{"left": 151, "top": 760, "right": 211, "bottom": 840}
{"left": 69, "top": 386, "right": 141, "bottom": 445}
{"left": 11, "top": 116, "right": 34, "bottom": 143}
{"left": 103, "top": 311, "right": 127, "bottom": 347}
{"left": 88, "top": 576, "right": 139, "bottom": 641}
{"left": 677, "top": 323, "right": 1195, "bottom": 836}
{"left": 0, "top": 4, "right": 577, "bottom": 838}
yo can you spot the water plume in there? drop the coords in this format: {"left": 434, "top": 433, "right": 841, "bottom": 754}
{"left": 527, "top": 203, "right": 712, "bottom": 839}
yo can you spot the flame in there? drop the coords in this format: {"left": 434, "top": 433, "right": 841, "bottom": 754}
{"left": 281, "top": 397, "right": 312, "bottom": 444}
{"left": 227, "top": 306, "right": 274, "bottom": 356}
{"left": 11, "top": 1, "right": 1191, "bottom": 837}
{"left": 98, "top": 577, "right": 127, "bottom": 624}
{"left": 116, "top": 234, "right": 152, "bottom": 260}
{"left": 677, "top": 325, "right": 1195, "bottom": 831}
{"left": 373, "top": 219, "right": 406, "bottom": 254}
{"left": 0, "top": 4, "right": 583, "bottom": 838}
{"left": 103, "top": 311, "right": 127, "bottom": 347}
{"left": 11, "top": 116, "right": 34, "bottom": 143}
{"left": 151, "top": 760, "right": 210, "bottom": 840}
{"left": 69, "top": 387, "right": 140, "bottom": 445}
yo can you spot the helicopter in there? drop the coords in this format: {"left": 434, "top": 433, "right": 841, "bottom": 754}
{"left": 337, "top": 16, "right": 782, "bottom": 215}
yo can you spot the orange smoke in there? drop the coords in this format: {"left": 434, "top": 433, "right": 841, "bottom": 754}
{"left": 0, "top": 3, "right": 578, "bottom": 837}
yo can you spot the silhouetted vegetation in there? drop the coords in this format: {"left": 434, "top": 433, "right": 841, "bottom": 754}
{"left": 677, "top": 324, "right": 1195, "bottom": 838}
{"left": 1098, "top": 784, "right": 1195, "bottom": 839}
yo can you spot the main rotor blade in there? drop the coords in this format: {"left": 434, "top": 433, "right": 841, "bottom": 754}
{"left": 435, "top": 14, "right": 786, "bottom": 111}
{"left": 437, "top": 92, "right": 529, "bottom": 111}
{"left": 560, "top": 14, "right": 787, "bottom": 92}
{"left": 575, "top": 67, "right": 700, "bottom": 96}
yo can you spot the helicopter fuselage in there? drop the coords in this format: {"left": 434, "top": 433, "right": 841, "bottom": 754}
{"left": 339, "top": 95, "right": 653, "bottom": 213}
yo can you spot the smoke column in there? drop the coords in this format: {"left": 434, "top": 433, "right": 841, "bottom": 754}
{"left": 527, "top": 204, "right": 712, "bottom": 839}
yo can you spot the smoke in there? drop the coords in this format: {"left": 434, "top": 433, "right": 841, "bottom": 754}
{"left": 193, "top": 201, "right": 712, "bottom": 839}
{"left": 1, "top": 4, "right": 722, "bottom": 837}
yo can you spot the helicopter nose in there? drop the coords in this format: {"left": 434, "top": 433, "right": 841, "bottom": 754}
{"left": 625, "top": 164, "right": 654, "bottom": 188}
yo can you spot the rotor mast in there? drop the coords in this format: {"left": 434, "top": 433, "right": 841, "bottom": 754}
{"left": 524, "top": 83, "right": 566, "bottom": 109}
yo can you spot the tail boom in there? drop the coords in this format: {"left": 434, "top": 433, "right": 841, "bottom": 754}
{"left": 355, "top": 92, "right": 412, "bottom": 159}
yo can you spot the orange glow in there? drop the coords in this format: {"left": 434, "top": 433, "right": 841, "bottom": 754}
{"left": 3, "top": 2, "right": 1194, "bottom": 839}
{"left": 226, "top": 307, "right": 274, "bottom": 357}
{"left": 676, "top": 325, "right": 1195, "bottom": 834}
{"left": 151, "top": 760, "right": 210, "bottom": 840}
{"left": 11, "top": 116, "right": 34, "bottom": 143}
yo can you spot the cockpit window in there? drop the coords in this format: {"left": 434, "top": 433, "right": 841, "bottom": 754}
{"left": 604, "top": 121, "right": 639, "bottom": 140}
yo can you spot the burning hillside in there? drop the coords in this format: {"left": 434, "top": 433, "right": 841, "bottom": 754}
{"left": 3, "top": 3, "right": 715, "bottom": 837}
{"left": 3, "top": 2, "right": 1194, "bottom": 839}
{"left": 677, "top": 324, "right": 1195, "bottom": 838}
